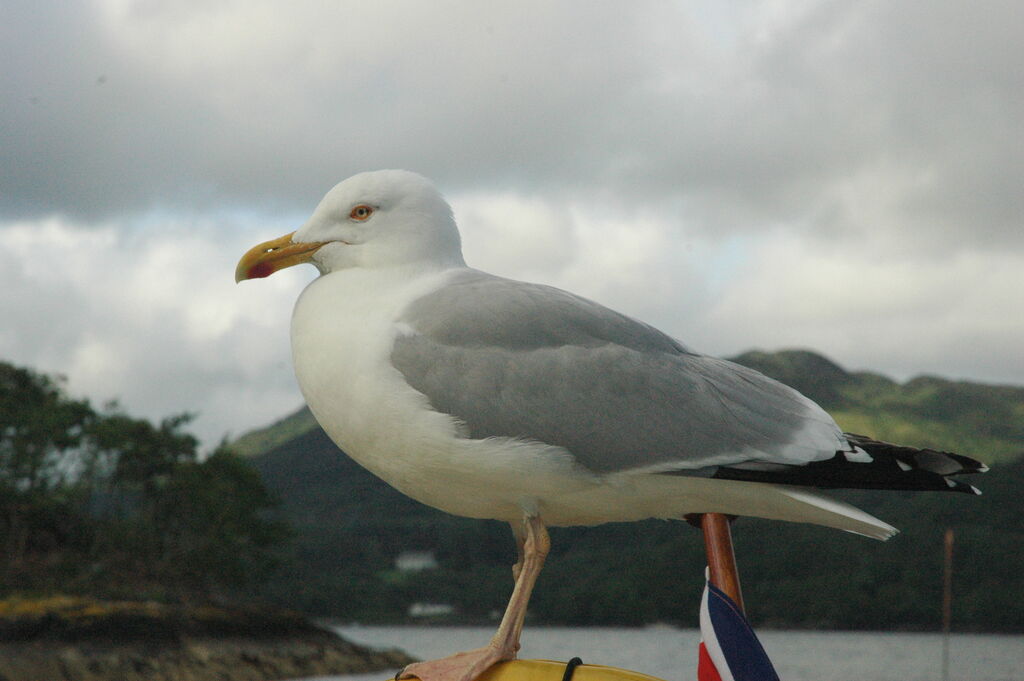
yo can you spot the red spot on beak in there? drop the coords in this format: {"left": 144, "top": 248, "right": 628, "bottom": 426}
{"left": 248, "top": 261, "right": 274, "bottom": 279}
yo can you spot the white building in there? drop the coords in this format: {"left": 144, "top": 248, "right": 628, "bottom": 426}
{"left": 394, "top": 550, "right": 438, "bottom": 572}
{"left": 408, "top": 602, "right": 455, "bottom": 618}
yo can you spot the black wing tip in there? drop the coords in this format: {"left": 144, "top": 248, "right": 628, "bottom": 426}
{"left": 714, "top": 434, "right": 987, "bottom": 493}
{"left": 946, "top": 478, "right": 983, "bottom": 495}
{"left": 842, "top": 432, "right": 988, "bottom": 477}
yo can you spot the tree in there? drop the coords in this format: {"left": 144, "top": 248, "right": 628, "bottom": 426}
{"left": 0, "top": 359, "right": 290, "bottom": 602}
{"left": 154, "top": 447, "right": 290, "bottom": 598}
{"left": 0, "top": 363, "right": 95, "bottom": 586}
{"left": 0, "top": 363, "right": 93, "bottom": 495}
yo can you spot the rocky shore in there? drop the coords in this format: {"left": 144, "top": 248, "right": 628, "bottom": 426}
{"left": 0, "top": 596, "right": 415, "bottom": 681}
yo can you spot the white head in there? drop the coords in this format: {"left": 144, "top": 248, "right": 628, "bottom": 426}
{"left": 236, "top": 170, "right": 465, "bottom": 282}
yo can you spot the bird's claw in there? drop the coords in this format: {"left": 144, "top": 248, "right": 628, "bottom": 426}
{"left": 397, "top": 644, "right": 513, "bottom": 681}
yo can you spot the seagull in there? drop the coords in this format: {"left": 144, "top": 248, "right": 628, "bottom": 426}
{"left": 236, "top": 170, "right": 985, "bottom": 681}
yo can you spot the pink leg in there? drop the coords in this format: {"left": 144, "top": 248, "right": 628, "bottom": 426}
{"left": 399, "top": 515, "right": 550, "bottom": 681}
{"left": 511, "top": 520, "right": 527, "bottom": 583}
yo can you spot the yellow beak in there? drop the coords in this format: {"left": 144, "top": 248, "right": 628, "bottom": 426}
{"left": 235, "top": 232, "right": 327, "bottom": 282}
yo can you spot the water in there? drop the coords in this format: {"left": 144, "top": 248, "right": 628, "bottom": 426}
{"left": 296, "top": 625, "right": 1024, "bottom": 681}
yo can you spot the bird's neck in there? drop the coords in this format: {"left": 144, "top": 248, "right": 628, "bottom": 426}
{"left": 323, "top": 250, "right": 465, "bottom": 277}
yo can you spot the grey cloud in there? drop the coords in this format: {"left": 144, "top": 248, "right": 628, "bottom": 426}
{"left": 1, "top": 2, "right": 657, "bottom": 219}
{"left": 3, "top": 1, "right": 1020, "bottom": 255}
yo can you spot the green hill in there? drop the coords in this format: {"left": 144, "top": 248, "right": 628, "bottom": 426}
{"left": 238, "top": 350, "right": 1024, "bottom": 631}
{"left": 230, "top": 406, "right": 318, "bottom": 458}
{"left": 733, "top": 349, "right": 1024, "bottom": 461}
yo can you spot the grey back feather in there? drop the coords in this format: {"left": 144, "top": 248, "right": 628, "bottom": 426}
{"left": 391, "top": 269, "right": 842, "bottom": 474}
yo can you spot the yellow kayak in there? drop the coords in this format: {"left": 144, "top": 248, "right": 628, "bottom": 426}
{"left": 398, "top": 659, "right": 668, "bottom": 681}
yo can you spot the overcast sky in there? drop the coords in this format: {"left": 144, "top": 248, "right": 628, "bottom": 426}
{"left": 2, "top": 1, "right": 1021, "bottom": 448}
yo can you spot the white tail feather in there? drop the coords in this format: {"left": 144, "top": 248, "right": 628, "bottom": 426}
{"left": 771, "top": 485, "right": 898, "bottom": 540}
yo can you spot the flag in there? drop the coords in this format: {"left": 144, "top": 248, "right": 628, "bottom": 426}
{"left": 698, "top": 575, "right": 780, "bottom": 681}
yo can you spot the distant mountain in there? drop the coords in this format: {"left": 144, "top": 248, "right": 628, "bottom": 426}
{"left": 237, "top": 349, "right": 1024, "bottom": 631}
{"left": 732, "top": 349, "right": 1024, "bottom": 461}
{"left": 231, "top": 405, "right": 318, "bottom": 458}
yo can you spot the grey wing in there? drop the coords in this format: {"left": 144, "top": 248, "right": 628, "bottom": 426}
{"left": 391, "top": 270, "right": 846, "bottom": 475}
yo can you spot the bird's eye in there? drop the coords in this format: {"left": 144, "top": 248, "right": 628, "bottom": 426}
{"left": 349, "top": 205, "right": 374, "bottom": 221}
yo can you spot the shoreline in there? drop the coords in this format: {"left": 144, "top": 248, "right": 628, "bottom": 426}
{"left": 0, "top": 596, "right": 415, "bottom": 681}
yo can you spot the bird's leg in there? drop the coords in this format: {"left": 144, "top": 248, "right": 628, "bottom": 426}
{"left": 399, "top": 515, "right": 550, "bottom": 681}
{"left": 498, "top": 515, "right": 548, "bottom": 651}
{"left": 510, "top": 520, "right": 527, "bottom": 583}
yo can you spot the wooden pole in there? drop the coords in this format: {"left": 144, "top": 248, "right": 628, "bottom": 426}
{"left": 701, "top": 512, "right": 745, "bottom": 613}
{"left": 941, "top": 528, "right": 954, "bottom": 681}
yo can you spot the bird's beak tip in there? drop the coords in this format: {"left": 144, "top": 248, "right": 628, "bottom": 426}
{"left": 235, "top": 261, "right": 273, "bottom": 283}
{"left": 235, "top": 231, "right": 323, "bottom": 283}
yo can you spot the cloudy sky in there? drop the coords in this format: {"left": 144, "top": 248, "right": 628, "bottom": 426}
{"left": 2, "top": 1, "right": 1021, "bottom": 448}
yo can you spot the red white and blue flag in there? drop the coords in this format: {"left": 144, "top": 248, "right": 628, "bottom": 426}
{"left": 698, "top": 576, "right": 780, "bottom": 681}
